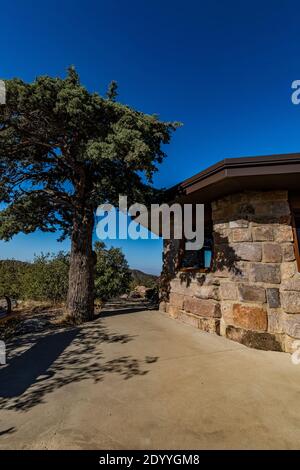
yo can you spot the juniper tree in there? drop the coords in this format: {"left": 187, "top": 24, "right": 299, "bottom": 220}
{"left": 94, "top": 241, "right": 132, "bottom": 301}
{"left": 0, "top": 68, "right": 179, "bottom": 322}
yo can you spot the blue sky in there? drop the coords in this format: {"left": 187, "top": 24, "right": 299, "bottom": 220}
{"left": 1, "top": 0, "right": 300, "bottom": 274}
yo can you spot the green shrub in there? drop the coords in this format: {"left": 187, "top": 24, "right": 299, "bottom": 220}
{"left": 0, "top": 252, "right": 69, "bottom": 303}
{"left": 0, "top": 259, "right": 28, "bottom": 300}
{"left": 22, "top": 252, "right": 69, "bottom": 302}
{"left": 94, "top": 241, "right": 132, "bottom": 301}
{"left": 0, "top": 244, "right": 134, "bottom": 304}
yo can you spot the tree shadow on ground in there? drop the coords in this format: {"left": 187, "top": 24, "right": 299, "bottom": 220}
{"left": 0, "top": 319, "right": 157, "bottom": 412}
{"left": 98, "top": 306, "right": 151, "bottom": 318}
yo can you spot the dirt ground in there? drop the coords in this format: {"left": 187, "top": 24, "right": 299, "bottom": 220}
{"left": 0, "top": 304, "right": 300, "bottom": 449}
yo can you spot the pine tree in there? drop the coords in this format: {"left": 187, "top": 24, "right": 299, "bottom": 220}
{"left": 0, "top": 68, "right": 179, "bottom": 323}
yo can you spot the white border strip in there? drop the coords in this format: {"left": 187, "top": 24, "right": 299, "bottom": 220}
{"left": 0, "top": 80, "right": 6, "bottom": 104}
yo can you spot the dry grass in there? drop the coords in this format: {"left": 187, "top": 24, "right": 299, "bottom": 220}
{"left": 0, "top": 301, "right": 66, "bottom": 341}
{"left": 14, "top": 300, "right": 64, "bottom": 315}
{"left": 0, "top": 299, "right": 107, "bottom": 340}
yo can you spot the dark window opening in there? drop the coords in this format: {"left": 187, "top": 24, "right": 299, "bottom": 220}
{"left": 180, "top": 236, "right": 213, "bottom": 271}
{"left": 179, "top": 204, "right": 213, "bottom": 271}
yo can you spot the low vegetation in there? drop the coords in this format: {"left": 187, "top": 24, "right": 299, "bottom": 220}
{"left": 0, "top": 243, "right": 157, "bottom": 307}
{"left": 0, "top": 244, "right": 158, "bottom": 340}
{"left": 0, "top": 253, "right": 69, "bottom": 303}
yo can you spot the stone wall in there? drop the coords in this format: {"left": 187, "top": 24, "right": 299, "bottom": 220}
{"left": 160, "top": 190, "right": 300, "bottom": 352}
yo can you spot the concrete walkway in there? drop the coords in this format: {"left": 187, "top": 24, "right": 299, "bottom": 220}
{"left": 0, "top": 308, "right": 300, "bottom": 449}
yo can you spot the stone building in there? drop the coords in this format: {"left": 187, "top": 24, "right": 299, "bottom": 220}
{"left": 160, "top": 153, "right": 300, "bottom": 352}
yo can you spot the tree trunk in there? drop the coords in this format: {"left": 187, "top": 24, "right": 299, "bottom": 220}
{"left": 4, "top": 296, "right": 11, "bottom": 315}
{"left": 67, "top": 210, "right": 95, "bottom": 323}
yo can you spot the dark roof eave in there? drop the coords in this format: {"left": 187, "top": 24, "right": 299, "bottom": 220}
{"left": 167, "top": 152, "right": 300, "bottom": 203}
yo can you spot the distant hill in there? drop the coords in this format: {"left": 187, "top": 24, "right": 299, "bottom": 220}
{"left": 0, "top": 259, "right": 30, "bottom": 267}
{"left": 130, "top": 269, "right": 158, "bottom": 287}
{"left": 0, "top": 260, "right": 158, "bottom": 289}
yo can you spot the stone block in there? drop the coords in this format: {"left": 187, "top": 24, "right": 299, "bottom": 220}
{"left": 183, "top": 297, "right": 221, "bottom": 318}
{"left": 214, "top": 258, "right": 249, "bottom": 281}
{"left": 268, "top": 312, "right": 284, "bottom": 333}
{"left": 283, "top": 334, "right": 300, "bottom": 353}
{"left": 232, "top": 303, "right": 268, "bottom": 331}
{"left": 281, "top": 291, "right": 300, "bottom": 314}
{"left": 281, "top": 262, "right": 297, "bottom": 280}
{"left": 281, "top": 276, "right": 300, "bottom": 291}
{"left": 266, "top": 288, "right": 281, "bottom": 308}
{"left": 220, "top": 318, "right": 227, "bottom": 336}
{"left": 212, "top": 260, "right": 249, "bottom": 281}
{"left": 283, "top": 314, "right": 300, "bottom": 338}
{"left": 169, "top": 292, "right": 184, "bottom": 309}
{"left": 198, "top": 317, "right": 220, "bottom": 335}
{"left": 213, "top": 196, "right": 231, "bottom": 209}
{"left": 225, "top": 325, "right": 282, "bottom": 351}
{"left": 166, "top": 304, "right": 180, "bottom": 318}
{"left": 213, "top": 207, "right": 234, "bottom": 222}
{"left": 214, "top": 222, "right": 229, "bottom": 231}
{"left": 178, "top": 311, "right": 199, "bottom": 328}
{"left": 249, "top": 263, "right": 281, "bottom": 284}
{"left": 202, "top": 274, "right": 220, "bottom": 286}
{"left": 211, "top": 264, "right": 232, "bottom": 279}
{"left": 232, "top": 243, "right": 262, "bottom": 262}
{"left": 282, "top": 243, "right": 296, "bottom": 262}
{"left": 219, "top": 282, "right": 238, "bottom": 300}
{"left": 250, "top": 190, "right": 288, "bottom": 202}
{"left": 274, "top": 225, "right": 294, "bottom": 243}
{"left": 252, "top": 226, "right": 274, "bottom": 242}
{"left": 221, "top": 302, "right": 234, "bottom": 324}
{"left": 255, "top": 201, "right": 290, "bottom": 218}
{"left": 229, "top": 220, "right": 249, "bottom": 228}
{"left": 211, "top": 201, "right": 218, "bottom": 211}
{"left": 230, "top": 193, "right": 248, "bottom": 204}
{"left": 231, "top": 229, "right": 252, "bottom": 242}
{"left": 262, "top": 243, "right": 282, "bottom": 263}
{"left": 170, "top": 279, "right": 199, "bottom": 296}
{"left": 213, "top": 230, "right": 231, "bottom": 244}
{"left": 236, "top": 203, "right": 255, "bottom": 218}
{"left": 238, "top": 284, "right": 266, "bottom": 303}
{"left": 195, "top": 285, "right": 219, "bottom": 301}
{"left": 175, "top": 309, "right": 220, "bottom": 334}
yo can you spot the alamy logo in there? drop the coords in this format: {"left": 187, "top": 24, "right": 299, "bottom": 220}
{"left": 0, "top": 80, "right": 6, "bottom": 105}
{"left": 291, "top": 80, "right": 300, "bottom": 105}
{"left": 0, "top": 341, "right": 6, "bottom": 365}
{"left": 96, "top": 196, "right": 205, "bottom": 250}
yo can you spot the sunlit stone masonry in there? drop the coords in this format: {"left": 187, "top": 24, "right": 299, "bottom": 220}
{"left": 159, "top": 154, "right": 300, "bottom": 352}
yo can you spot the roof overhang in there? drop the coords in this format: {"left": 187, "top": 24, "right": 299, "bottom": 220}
{"left": 167, "top": 152, "right": 300, "bottom": 204}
